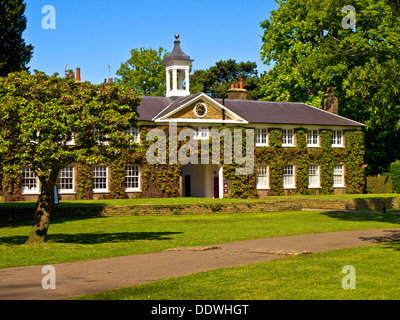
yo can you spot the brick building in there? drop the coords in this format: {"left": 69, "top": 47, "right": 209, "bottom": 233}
{"left": 2, "top": 35, "right": 365, "bottom": 201}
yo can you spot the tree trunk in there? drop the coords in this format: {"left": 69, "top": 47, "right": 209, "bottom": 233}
{"left": 25, "top": 180, "right": 56, "bottom": 245}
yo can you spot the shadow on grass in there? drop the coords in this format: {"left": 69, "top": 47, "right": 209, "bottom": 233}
{"left": 0, "top": 231, "right": 182, "bottom": 246}
{"left": 320, "top": 210, "right": 400, "bottom": 251}
{"left": 0, "top": 215, "right": 110, "bottom": 229}
{"left": 359, "top": 230, "right": 400, "bottom": 244}
{"left": 320, "top": 211, "right": 400, "bottom": 224}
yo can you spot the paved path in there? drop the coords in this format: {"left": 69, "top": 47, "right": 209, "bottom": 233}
{"left": 1, "top": 228, "right": 400, "bottom": 300}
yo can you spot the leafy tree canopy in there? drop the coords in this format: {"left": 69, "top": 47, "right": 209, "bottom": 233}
{"left": 386, "top": 0, "right": 400, "bottom": 14}
{"left": 260, "top": 0, "right": 400, "bottom": 174}
{"left": 115, "top": 47, "right": 168, "bottom": 96}
{"left": 0, "top": 0, "right": 34, "bottom": 76}
{"left": 190, "top": 59, "right": 261, "bottom": 100}
{"left": 0, "top": 71, "right": 140, "bottom": 243}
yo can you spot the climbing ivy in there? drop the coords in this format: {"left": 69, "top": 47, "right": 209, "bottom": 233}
{"left": 318, "top": 129, "right": 335, "bottom": 194}
{"left": 344, "top": 131, "right": 365, "bottom": 194}
{"left": 1, "top": 125, "right": 365, "bottom": 201}
{"left": 1, "top": 166, "right": 24, "bottom": 201}
{"left": 76, "top": 163, "right": 93, "bottom": 200}
{"left": 295, "top": 128, "right": 308, "bottom": 194}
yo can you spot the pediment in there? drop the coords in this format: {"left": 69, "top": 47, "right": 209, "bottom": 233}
{"left": 154, "top": 93, "right": 248, "bottom": 124}
{"left": 166, "top": 100, "right": 232, "bottom": 121}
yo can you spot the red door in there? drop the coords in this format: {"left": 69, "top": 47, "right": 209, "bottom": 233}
{"left": 214, "top": 177, "right": 219, "bottom": 198}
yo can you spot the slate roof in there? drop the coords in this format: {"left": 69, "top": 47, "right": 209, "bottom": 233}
{"left": 215, "top": 99, "right": 364, "bottom": 127}
{"left": 137, "top": 96, "right": 173, "bottom": 121}
{"left": 137, "top": 94, "right": 364, "bottom": 127}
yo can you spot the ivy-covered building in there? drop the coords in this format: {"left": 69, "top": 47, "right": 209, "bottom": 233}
{"left": 2, "top": 35, "right": 365, "bottom": 201}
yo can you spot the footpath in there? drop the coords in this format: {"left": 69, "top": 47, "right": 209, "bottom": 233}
{"left": 1, "top": 228, "right": 400, "bottom": 300}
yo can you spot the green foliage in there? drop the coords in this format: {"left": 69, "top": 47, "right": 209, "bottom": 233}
{"left": 115, "top": 47, "right": 169, "bottom": 96}
{"left": 344, "top": 131, "right": 365, "bottom": 194}
{"left": 76, "top": 163, "right": 93, "bottom": 200}
{"left": 390, "top": 160, "right": 400, "bottom": 193}
{"left": 190, "top": 59, "right": 262, "bottom": 99}
{"left": 0, "top": 70, "right": 140, "bottom": 242}
{"left": 0, "top": 0, "right": 33, "bottom": 76}
{"left": 0, "top": 71, "right": 140, "bottom": 176}
{"left": 318, "top": 130, "right": 334, "bottom": 195}
{"left": 295, "top": 129, "right": 308, "bottom": 194}
{"left": 386, "top": 0, "right": 400, "bottom": 15}
{"left": 268, "top": 129, "right": 284, "bottom": 195}
{"left": 366, "top": 174, "right": 393, "bottom": 193}
{"left": 3, "top": 210, "right": 400, "bottom": 270}
{"left": 255, "top": 128, "right": 364, "bottom": 196}
{"left": 1, "top": 167, "right": 23, "bottom": 202}
{"left": 1, "top": 122, "right": 365, "bottom": 202}
{"left": 260, "top": 0, "right": 400, "bottom": 174}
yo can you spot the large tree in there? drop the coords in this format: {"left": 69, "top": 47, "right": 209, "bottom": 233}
{"left": 116, "top": 47, "right": 168, "bottom": 96}
{"left": 0, "top": 71, "right": 140, "bottom": 244}
{"left": 387, "top": 0, "right": 400, "bottom": 14}
{"left": 0, "top": 0, "right": 34, "bottom": 76}
{"left": 190, "top": 59, "right": 261, "bottom": 100}
{"left": 260, "top": 0, "right": 400, "bottom": 174}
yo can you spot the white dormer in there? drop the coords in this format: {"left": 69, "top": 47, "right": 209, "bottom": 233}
{"left": 163, "top": 34, "right": 193, "bottom": 98}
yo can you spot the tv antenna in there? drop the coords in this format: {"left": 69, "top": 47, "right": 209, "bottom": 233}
{"left": 108, "top": 65, "right": 111, "bottom": 78}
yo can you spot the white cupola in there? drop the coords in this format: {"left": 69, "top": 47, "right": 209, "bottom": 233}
{"left": 163, "top": 34, "right": 193, "bottom": 98}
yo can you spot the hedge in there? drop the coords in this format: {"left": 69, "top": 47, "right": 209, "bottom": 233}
{"left": 390, "top": 160, "right": 400, "bottom": 194}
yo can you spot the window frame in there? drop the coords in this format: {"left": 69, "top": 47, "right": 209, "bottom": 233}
{"left": 57, "top": 166, "right": 75, "bottom": 194}
{"left": 256, "top": 165, "right": 269, "bottom": 189}
{"left": 332, "top": 130, "right": 344, "bottom": 147}
{"left": 92, "top": 166, "right": 109, "bottom": 193}
{"left": 308, "top": 165, "right": 320, "bottom": 188}
{"left": 282, "top": 129, "right": 295, "bottom": 147}
{"left": 255, "top": 128, "right": 269, "bottom": 147}
{"left": 283, "top": 165, "right": 295, "bottom": 189}
{"left": 21, "top": 166, "right": 40, "bottom": 194}
{"left": 307, "top": 129, "right": 319, "bottom": 147}
{"left": 125, "top": 127, "right": 140, "bottom": 144}
{"left": 193, "top": 127, "right": 209, "bottom": 140}
{"left": 333, "top": 164, "right": 345, "bottom": 187}
{"left": 125, "top": 165, "right": 141, "bottom": 192}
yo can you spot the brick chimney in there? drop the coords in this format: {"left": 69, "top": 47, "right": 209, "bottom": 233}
{"left": 75, "top": 68, "right": 82, "bottom": 83}
{"left": 227, "top": 79, "right": 247, "bottom": 100}
{"left": 324, "top": 87, "right": 338, "bottom": 115}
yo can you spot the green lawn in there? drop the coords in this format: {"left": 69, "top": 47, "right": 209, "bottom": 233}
{"left": 2, "top": 201, "right": 400, "bottom": 300}
{"left": 0, "top": 197, "right": 267, "bottom": 209}
{"left": 73, "top": 242, "right": 400, "bottom": 300}
{"left": 1, "top": 193, "right": 400, "bottom": 209}
{"left": 1, "top": 209, "right": 400, "bottom": 269}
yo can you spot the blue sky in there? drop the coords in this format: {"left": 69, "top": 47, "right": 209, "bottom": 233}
{"left": 23, "top": 0, "right": 278, "bottom": 85}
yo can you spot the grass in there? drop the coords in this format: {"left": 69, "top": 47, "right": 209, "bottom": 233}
{"left": 3, "top": 198, "right": 400, "bottom": 300}
{"left": 0, "top": 197, "right": 268, "bottom": 209}
{"left": 74, "top": 242, "right": 400, "bottom": 300}
{"left": 1, "top": 193, "right": 400, "bottom": 209}
{"left": 2, "top": 209, "right": 400, "bottom": 269}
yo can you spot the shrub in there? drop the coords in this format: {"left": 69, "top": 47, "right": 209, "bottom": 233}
{"left": 366, "top": 174, "right": 393, "bottom": 193}
{"left": 390, "top": 160, "right": 400, "bottom": 193}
